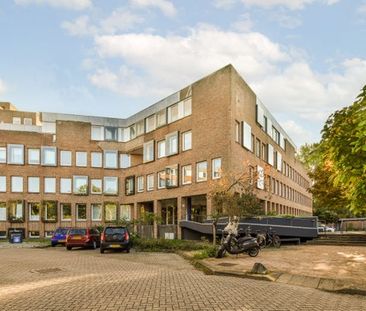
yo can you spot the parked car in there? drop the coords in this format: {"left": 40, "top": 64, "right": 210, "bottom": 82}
{"left": 100, "top": 226, "right": 131, "bottom": 254}
{"left": 51, "top": 227, "right": 71, "bottom": 247}
{"left": 318, "top": 225, "right": 335, "bottom": 233}
{"left": 66, "top": 228, "right": 100, "bottom": 250}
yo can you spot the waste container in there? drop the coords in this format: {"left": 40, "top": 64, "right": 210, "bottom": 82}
{"left": 9, "top": 231, "right": 23, "bottom": 243}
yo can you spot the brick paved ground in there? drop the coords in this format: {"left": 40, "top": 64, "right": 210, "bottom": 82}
{"left": 0, "top": 248, "right": 365, "bottom": 311}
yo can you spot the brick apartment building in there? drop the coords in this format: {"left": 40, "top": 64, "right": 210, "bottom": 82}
{"left": 0, "top": 65, "right": 312, "bottom": 240}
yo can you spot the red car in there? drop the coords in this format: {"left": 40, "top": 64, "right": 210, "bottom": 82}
{"left": 66, "top": 228, "right": 100, "bottom": 250}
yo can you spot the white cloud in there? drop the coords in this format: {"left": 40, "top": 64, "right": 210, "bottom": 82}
{"left": 358, "top": 3, "right": 366, "bottom": 15}
{"left": 61, "top": 15, "right": 97, "bottom": 36}
{"left": 14, "top": 0, "right": 92, "bottom": 10}
{"left": 214, "top": 0, "right": 237, "bottom": 9}
{"left": 281, "top": 120, "right": 316, "bottom": 146}
{"left": 129, "top": 0, "right": 176, "bottom": 17}
{"left": 240, "top": 0, "right": 339, "bottom": 10}
{"left": 270, "top": 11, "right": 302, "bottom": 28}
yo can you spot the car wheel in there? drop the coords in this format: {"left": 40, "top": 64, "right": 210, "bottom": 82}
{"left": 100, "top": 248, "right": 104, "bottom": 254}
{"left": 66, "top": 246, "right": 72, "bottom": 251}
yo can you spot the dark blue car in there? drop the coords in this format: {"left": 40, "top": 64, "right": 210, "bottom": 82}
{"left": 51, "top": 227, "right": 71, "bottom": 247}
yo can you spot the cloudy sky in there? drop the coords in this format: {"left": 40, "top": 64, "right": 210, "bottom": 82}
{"left": 0, "top": 0, "right": 365, "bottom": 146}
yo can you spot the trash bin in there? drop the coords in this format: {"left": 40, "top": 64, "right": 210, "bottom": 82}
{"left": 9, "top": 231, "right": 23, "bottom": 244}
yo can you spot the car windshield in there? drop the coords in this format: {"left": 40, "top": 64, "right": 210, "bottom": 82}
{"left": 105, "top": 228, "right": 126, "bottom": 235}
{"left": 55, "top": 228, "right": 69, "bottom": 235}
{"left": 69, "top": 229, "right": 86, "bottom": 235}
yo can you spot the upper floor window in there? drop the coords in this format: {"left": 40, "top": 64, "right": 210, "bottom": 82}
{"left": 143, "top": 140, "right": 154, "bottom": 163}
{"left": 129, "top": 124, "right": 136, "bottom": 140}
{"left": 235, "top": 121, "right": 240, "bottom": 143}
{"left": 272, "top": 126, "right": 280, "bottom": 144}
{"left": 145, "top": 115, "right": 156, "bottom": 132}
{"left": 120, "top": 154, "right": 131, "bottom": 168}
{"left": 212, "top": 158, "right": 222, "bottom": 180}
{"left": 125, "top": 176, "right": 135, "bottom": 196}
{"left": 0, "top": 176, "right": 6, "bottom": 192}
{"left": 255, "top": 139, "right": 261, "bottom": 158}
{"left": 73, "top": 176, "right": 88, "bottom": 195}
{"left": 182, "top": 131, "right": 192, "bottom": 151}
{"left": 91, "top": 152, "right": 102, "bottom": 168}
{"left": 242, "top": 122, "right": 252, "bottom": 151}
{"left": 44, "top": 177, "right": 56, "bottom": 193}
{"left": 60, "top": 150, "right": 72, "bottom": 166}
{"left": 28, "top": 177, "right": 40, "bottom": 193}
{"left": 182, "top": 165, "right": 192, "bottom": 185}
{"left": 12, "top": 117, "right": 21, "bottom": 124}
{"left": 104, "top": 127, "right": 118, "bottom": 141}
{"left": 136, "top": 120, "right": 144, "bottom": 136}
{"left": 76, "top": 151, "right": 87, "bottom": 167}
{"left": 166, "top": 132, "right": 178, "bottom": 156}
{"left": 168, "top": 103, "right": 179, "bottom": 123}
{"left": 8, "top": 144, "right": 24, "bottom": 165}
{"left": 104, "top": 150, "right": 118, "bottom": 169}
{"left": 157, "top": 140, "right": 166, "bottom": 158}
{"left": 60, "top": 178, "right": 72, "bottom": 194}
{"left": 0, "top": 147, "right": 6, "bottom": 163}
{"left": 196, "top": 161, "right": 208, "bottom": 182}
{"left": 91, "top": 125, "right": 104, "bottom": 140}
{"left": 158, "top": 171, "right": 166, "bottom": 189}
{"left": 91, "top": 179, "right": 102, "bottom": 194}
{"left": 268, "top": 144, "right": 274, "bottom": 166}
{"left": 28, "top": 148, "right": 40, "bottom": 165}
{"left": 147, "top": 174, "right": 154, "bottom": 191}
{"left": 24, "top": 118, "right": 32, "bottom": 125}
{"left": 183, "top": 98, "right": 192, "bottom": 116}
{"left": 11, "top": 176, "right": 23, "bottom": 192}
{"left": 41, "top": 146, "right": 57, "bottom": 166}
{"left": 156, "top": 109, "right": 166, "bottom": 127}
{"left": 137, "top": 176, "right": 144, "bottom": 192}
{"left": 166, "top": 165, "right": 178, "bottom": 188}
{"left": 104, "top": 177, "right": 118, "bottom": 195}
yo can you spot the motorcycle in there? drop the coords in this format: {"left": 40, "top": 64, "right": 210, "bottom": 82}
{"left": 216, "top": 218, "right": 260, "bottom": 258}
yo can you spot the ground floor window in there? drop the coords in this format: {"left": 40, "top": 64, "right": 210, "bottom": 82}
{"left": 120, "top": 204, "right": 132, "bottom": 221}
{"left": 43, "top": 201, "right": 57, "bottom": 222}
{"left": 61, "top": 203, "right": 72, "bottom": 221}
{"left": 160, "top": 199, "right": 177, "bottom": 225}
{"left": 104, "top": 202, "right": 117, "bottom": 222}
{"left": 0, "top": 202, "right": 6, "bottom": 221}
{"left": 76, "top": 204, "right": 87, "bottom": 221}
{"left": 29, "top": 231, "right": 40, "bottom": 238}
{"left": 92, "top": 204, "right": 102, "bottom": 221}
{"left": 29, "top": 202, "right": 41, "bottom": 221}
{"left": 8, "top": 200, "right": 24, "bottom": 222}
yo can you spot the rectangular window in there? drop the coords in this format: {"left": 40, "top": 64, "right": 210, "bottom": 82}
{"left": 76, "top": 151, "right": 87, "bottom": 167}
{"left": 104, "top": 150, "right": 118, "bottom": 169}
{"left": 24, "top": 118, "right": 32, "bottom": 125}
{"left": 255, "top": 139, "right": 261, "bottom": 158}
{"left": 242, "top": 122, "right": 252, "bottom": 151}
{"left": 104, "top": 203, "right": 117, "bottom": 222}
{"left": 76, "top": 204, "right": 87, "bottom": 221}
{"left": 129, "top": 124, "right": 136, "bottom": 140}
{"left": 13, "top": 117, "right": 21, "bottom": 124}
{"left": 120, "top": 154, "right": 131, "bottom": 168}
{"left": 0, "top": 202, "right": 6, "bottom": 221}
{"left": 147, "top": 174, "right": 154, "bottom": 191}
{"left": 60, "top": 178, "right": 72, "bottom": 194}
{"left": 145, "top": 115, "right": 156, "bottom": 132}
{"left": 28, "top": 149, "right": 40, "bottom": 165}
{"left": 257, "top": 166, "right": 265, "bottom": 190}
{"left": 183, "top": 98, "right": 192, "bottom": 116}
{"left": 166, "top": 131, "right": 178, "bottom": 156}
{"left": 11, "top": 176, "right": 23, "bottom": 192}
{"left": 137, "top": 176, "right": 144, "bottom": 192}
{"left": 262, "top": 143, "right": 267, "bottom": 161}
{"left": 42, "top": 122, "right": 56, "bottom": 134}
{"left": 104, "top": 126, "right": 118, "bottom": 141}
{"left": 43, "top": 201, "right": 57, "bottom": 222}
{"left": 156, "top": 109, "right": 166, "bottom": 127}
{"left": 157, "top": 140, "right": 166, "bottom": 158}
{"left": 7, "top": 144, "right": 24, "bottom": 165}
{"left": 166, "top": 164, "right": 178, "bottom": 188}
{"left": 143, "top": 140, "right": 154, "bottom": 163}
{"left": 8, "top": 200, "right": 24, "bottom": 221}
{"left": 29, "top": 231, "right": 40, "bottom": 238}
{"left": 256, "top": 103, "right": 265, "bottom": 127}
{"left": 125, "top": 176, "right": 135, "bottom": 196}
{"left": 120, "top": 205, "right": 131, "bottom": 221}
{"left": 196, "top": 161, "right": 208, "bottom": 182}
{"left": 168, "top": 103, "right": 179, "bottom": 123}
{"left": 158, "top": 171, "right": 166, "bottom": 189}
{"left": 0, "top": 176, "right": 6, "bottom": 192}
{"left": 60, "top": 150, "right": 72, "bottom": 166}
{"left": 91, "top": 204, "right": 102, "bottom": 221}
{"left": 73, "top": 176, "right": 88, "bottom": 195}
{"left": 41, "top": 146, "right": 57, "bottom": 166}
{"left": 91, "top": 125, "right": 104, "bottom": 140}
{"left": 104, "top": 177, "right": 118, "bottom": 195}
{"left": 29, "top": 202, "right": 41, "bottom": 221}
{"left": 61, "top": 203, "right": 72, "bottom": 221}
{"left": 212, "top": 158, "right": 222, "bottom": 179}
{"left": 28, "top": 177, "right": 40, "bottom": 193}
{"left": 268, "top": 144, "right": 274, "bottom": 166}
{"left": 91, "top": 179, "right": 102, "bottom": 194}
{"left": 277, "top": 152, "right": 282, "bottom": 172}
{"left": 91, "top": 152, "right": 102, "bottom": 168}
{"left": 136, "top": 120, "right": 145, "bottom": 136}
{"left": 0, "top": 147, "right": 6, "bottom": 163}
{"left": 182, "top": 165, "right": 192, "bottom": 185}
{"left": 182, "top": 131, "right": 192, "bottom": 151}
{"left": 44, "top": 177, "right": 56, "bottom": 193}
{"left": 235, "top": 121, "right": 240, "bottom": 143}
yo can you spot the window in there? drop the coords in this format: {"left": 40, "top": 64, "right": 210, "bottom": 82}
{"left": 196, "top": 161, "right": 208, "bottom": 182}
{"left": 212, "top": 158, "right": 222, "bottom": 179}
{"left": 0, "top": 147, "right": 6, "bottom": 163}
{"left": 257, "top": 166, "right": 265, "bottom": 190}
{"left": 166, "top": 132, "right": 178, "bottom": 156}
{"left": 28, "top": 177, "right": 40, "bottom": 193}
{"left": 182, "top": 131, "right": 192, "bottom": 151}
{"left": 7, "top": 144, "right": 24, "bottom": 165}
{"left": 29, "top": 202, "right": 41, "bottom": 221}
{"left": 76, "top": 204, "right": 87, "bottom": 221}
{"left": 125, "top": 176, "right": 135, "bottom": 195}
{"left": 166, "top": 165, "right": 178, "bottom": 188}
{"left": 28, "top": 149, "right": 40, "bottom": 165}
{"left": 129, "top": 124, "right": 136, "bottom": 140}
{"left": 91, "top": 125, "right": 104, "bottom": 140}
{"left": 256, "top": 103, "right": 265, "bottom": 127}
{"left": 182, "top": 165, "right": 192, "bottom": 185}
{"left": 8, "top": 201, "right": 24, "bottom": 222}
{"left": 158, "top": 171, "right": 166, "bottom": 189}
{"left": 11, "top": 176, "right": 23, "bottom": 192}
{"left": 145, "top": 115, "right": 156, "bottom": 132}
{"left": 41, "top": 146, "right": 57, "bottom": 166}
{"left": 136, "top": 120, "right": 145, "bottom": 136}
{"left": 120, "top": 205, "right": 131, "bottom": 221}
{"left": 104, "top": 126, "right": 118, "bottom": 141}
{"left": 91, "top": 204, "right": 102, "bottom": 221}
{"left": 12, "top": 117, "right": 21, "bottom": 124}
{"left": 76, "top": 151, "right": 87, "bottom": 167}
{"left": 272, "top": 126, "right": 280, "bottom": 144}
{"left": 91, "top": 179, "right": 102, "bottom": 194}
{"left": 29, "top": 231, "right": 40, "bottom": 238}
{"left": 73, "top": 176, "right": 88, "bottom": 195}
{"left": 268, "top": 144, "right": 274, "bottom": 166}
{"left": 44, "top": 177, "right": 56, "bottom": 193}
{"left": 60, "top": 150, "right": 71, "bottom": 166}
{"left": 60, "top": 178, "right": 72, "bottom": 194}
{"left": 168, "top": 103, "right": 179, "bottom": 123}
{"left": 0, "top": 230, "right": 6, "bottom": 238}
{"left": 0, "top": 202, "right": 6, "bottom": 221}
{"left": 0, "top": 176, "right": 6, "bottom": 192}
{"left": 42, "top": 122, "right": 56, "bottom": 134}
{"left": 137, "top": 176, "right": 144, "bottom": 192}
{"left": 183, "top": 98, "right": 192, "bottom": 116}
{"left": 24, "top": 118, "right": 32, "bottom": 125}
{"left": 262, "top": 143, "right": 267, "bottom": 161}
{"left": 235, "top": 121, "right": 240, "bottom": 143}
{"left": 90, "top": 152, "right": 102, "bottom": 168}
{"left": 143, "top": 140, "right": 154, "bottom": 163}
{"left": 104, "top": 203, "right": 117, "bottom": 222}
{"left": 104, "top": 150, "right": 118, "bottom": 168}
{"left": 156, "top": 109, "right": 166, "bottom": 127}
{"left": 43, "top": 201, "right": 57, "bottom": 222}
{"left": 277, "top": 152, "right": 283, "bottom": 172}
{"left": 61, "top": 203, "right": 72, "bottom": 221}
{"left": 157, "top": 140, "right": 166, "bottom": 158}
{"left": 104, "top": 177, "right": 118, "bottom": 195}
{"left": 255, "top": 139, "right": 261, "bottom": 158}
{"left": 120, "top": 154, "right": 131, "bottom": 168}
{"left": 242, "top": 122, "right": 252, "bottom": 151}
{"left": 147, "top": 174, "right": 154, "bottom": 191}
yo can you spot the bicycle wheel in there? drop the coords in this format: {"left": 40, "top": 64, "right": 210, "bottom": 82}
{"left": 273, "top": 235, "right": 281, "bottom": 248}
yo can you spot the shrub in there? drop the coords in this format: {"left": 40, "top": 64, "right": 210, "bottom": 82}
{"left": 132, "top": 238, "right": 212, "bottom": 253}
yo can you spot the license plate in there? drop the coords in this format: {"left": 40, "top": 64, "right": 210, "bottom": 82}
{"left": 73, "top": 236, "right": 81, "bottom": 240}
{"left": 58, "top": 239, "right": 66, "bottom": 243}
{"left": 110, "top": 245, "right": 121, "bottom": 248}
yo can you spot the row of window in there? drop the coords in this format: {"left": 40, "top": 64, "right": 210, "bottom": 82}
{"left": 0, "top": 158, "right": 222, "bottom": 196}
{"left": 0, "top": 201, "right": 132, "bottom": 222}
{"left": 10, "top": 116, "right": 33, "bottom": 125}
{"left": 90, "top": 98, "right": 192, "bottom": 142}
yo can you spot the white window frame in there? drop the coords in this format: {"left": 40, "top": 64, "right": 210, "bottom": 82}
{"left": 156, "top": 109, "right": 167, "bottom": 127}
{"left": 24, "top": 117, "right": 32, "bottom": 125}
{"left": 103, "top": 177, "right": 118, "bottom": 195}
{"left": 157, "top": 140, "right": 166, "bottom": 158}
{"left": 147, "top": 174, "right": 154, "bottom": 191}
{"left": 166, "top": 131, "right": 178, "bottom": 156}
{"left": 91, "top": 204, "right": 102, "bottom": 221}
{"left": 91, "top": 125, "right": 104, "bottom": 141}
{"left": 7, "top": 144, "right": 24, "bottom": 165}
{"left": 44, "top": 177, "right": 56, "bottom": 194}
{"left": 73, "top": 176, "right": 88, "bottom": 195}
{"left": 0, "top": 203, "right": 7, "bottom": 221}
{"left": 145, "top": 114, "right": 156, "bottom": 133}
{"left": 91, "top": 152, "right": 102, "bottom": 168}
{"left": 60, "top": 150, "right": 72, "bottom": 167}
{"left": 137, "top": 176, "right": 144, "bottom": 193}
{"left": 28, "top": 177, "right": 40, "bottom": 193}
{"left": 196, "top": 161, "right": 208, "bottom": 182}
{"left": 61, "top": 203, "right": 72, "bottom": 221}
{"left": 29, "top": 202, "right": 41, "bottom": 221}
{"left": 183, "top": 98, "right": 192, "bottom": 117}
{"left": 76, "top": 204, "right": 87, "bottom": 221}
{"left": 212, "top": 158, "right": 222, "bottom": 180}
{"left": 28, "top": 148, "right": 40, "bottom": 165}
{"left": 0, "top": 176, "right": 6, "bottom": 192}
{"left": 11, "top": 176, "right": 23, "bottom": 193}
{"left": 12, "top": 117, "right": 21, "bottom": 124}
{"left": 104, "top": 150, "right": 118, "bottom": 169}
{"left": 242, "top": 122, "right": 252, "bottom": 151}
{"left": 182, "top": 131, "right": 192, "bottom": 151}
{"left": 0, "top": 147, "right": 6, "bottom": 163}
{"left": 76, "top": 151, "right": 87, "bottom": 167}
{"left": 158, "top": 171, "right": 166, "bottom": 189}
{"left": 167, "top": 103, "right": 179, "bottom": 123}
{"left": 60, "top": 178, "right": 72, "bottom": 194}
{"left": 136, "top": 120, "right": 145, "bottom": 136}
{"left": 268, "top": 144, "right": 274, "bottom": 166}
{"left": 143, "top": 140, "right": 154, "bottom": 163}
{"left": 120, "top": 205, "right": 131, "bottom": 221}
{"left": 29, "top": 231, "right": 40, "bottom": 238}
{"left": 91, "top": 179, "right": 102, "bottom": 194}
{"left": 41, "top": 146, "right": 57, "bottom": 166}
{"left": 182, "top": 165, "right": 192, "bottom": 185}
{"left": 120, "top": 154, "right": 131, "bottom": 168}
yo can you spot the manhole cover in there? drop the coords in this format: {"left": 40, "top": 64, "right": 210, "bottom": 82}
{"left": 217, "top": 262, "right": 238, "bottom": 267}
{"left": 31, "top": 268, "right": 63, "bottom": 274}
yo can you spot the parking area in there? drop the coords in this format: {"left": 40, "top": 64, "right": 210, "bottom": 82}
{"left": 1, "top": 247, "right": 366, "bottom": 310}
